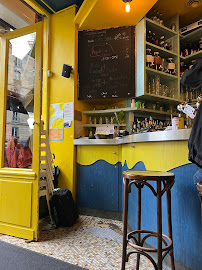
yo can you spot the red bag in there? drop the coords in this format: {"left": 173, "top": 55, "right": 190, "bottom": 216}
{"left": 17, "top": 146, "right": 32, "bottom": 168}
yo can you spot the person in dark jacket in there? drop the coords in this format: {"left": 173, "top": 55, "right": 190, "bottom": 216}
{"left": 181, "top": 57, "right": 202, "bottom": 183}
{"left": 181, "top": 57, "right": 202, "bottom": 93}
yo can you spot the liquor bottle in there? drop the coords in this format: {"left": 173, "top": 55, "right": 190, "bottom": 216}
{"left": 146, "top": 30, "right": 152, "bottom": 43}
{"left": 159, "top": 35, "right": 165, "bottom": 47}
{"left": 145, "top": 118, "right": 149, "bottom": 128}
{"left": 184, "top": 44, "right": 189, "bottom": 56}
{"left": 154, "top": 52, "right": 162, "bottom": 70}
{"left": 190, "top": 43, "right": 194, "bottom": 55}
{"left": 146, "top": 48, "right": 154, "bottom": 68}
{"left": 193, "top": 42, "right": 198, "bottom": 53}
{"left": 151, "top": 32, "right": 157, "bottom": 45}
{"left": 167, "top": 58, "right": 176, "bottom": 75}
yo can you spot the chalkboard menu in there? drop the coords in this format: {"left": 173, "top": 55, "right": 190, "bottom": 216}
{"left": 78, "top": 26, "right": 135, "bottom": 100}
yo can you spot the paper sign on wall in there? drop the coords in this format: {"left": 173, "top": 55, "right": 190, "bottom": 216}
{"left": 49, "top": 128, "right": 63, "bottom": 142}
{"left": 63, "top": 102, "right": 73, "bottom": 128}
{"left": 49, "top": 103, "right": 64, "bottom": 129}
{"left": 49, "top": 103, "right": 64, "bottom": 141}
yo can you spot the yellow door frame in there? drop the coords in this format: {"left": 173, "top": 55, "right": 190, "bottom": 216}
{"left": 23, "top": 0, "right": 51, "bottom": 130}
{"left": 0, "top": 22, "right": 43, "bottom": 240}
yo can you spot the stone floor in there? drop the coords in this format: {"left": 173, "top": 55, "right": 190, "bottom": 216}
{"left": 0, "top": 215, "right": 154, "bottom": 270}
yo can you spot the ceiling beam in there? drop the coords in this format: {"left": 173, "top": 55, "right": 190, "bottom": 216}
{"left": 74, "top": 0, "right": 98, "bottom": 28}
{"left": 23, "top": 0, "right": 50, "bottom": 16}
{"left": 0, "top": 0, "right": 35, "bottom": 25}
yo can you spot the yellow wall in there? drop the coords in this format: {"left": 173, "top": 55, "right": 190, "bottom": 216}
{"left": 77, "top": 141, "right": 190, "bottom": 172}
{"left": 49, "top": 6, "right": 76, "bottom": 196}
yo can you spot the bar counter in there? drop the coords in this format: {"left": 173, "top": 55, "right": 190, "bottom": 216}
{"left": 74, "top": 129, "right": 191, "bottom": 145}
{"left": 75, "top": 127, "right": 201, "bottom": 270}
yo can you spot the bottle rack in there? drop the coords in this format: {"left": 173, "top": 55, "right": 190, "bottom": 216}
{"left": 136, "top": 15, "right": 180, "bottom": 101}
{"left": 136, "top": 14, "right": 202, "bottom": 104}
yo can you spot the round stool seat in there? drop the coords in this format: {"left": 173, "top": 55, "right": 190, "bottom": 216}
{"left": 123, "top": 170, "right": 174, "bottom": 181}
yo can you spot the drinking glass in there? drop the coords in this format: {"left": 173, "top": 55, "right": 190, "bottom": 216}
{"left": 155, "top": 75, "right": 160, "bottom": 95}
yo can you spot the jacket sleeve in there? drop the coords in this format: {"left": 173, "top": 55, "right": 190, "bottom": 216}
{"left": 181, "top": 58, "right": 202, "bottom": 91}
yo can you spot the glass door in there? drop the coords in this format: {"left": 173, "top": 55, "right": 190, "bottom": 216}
{"left": 0, "top": 22, "right": 43, "bottom": 240}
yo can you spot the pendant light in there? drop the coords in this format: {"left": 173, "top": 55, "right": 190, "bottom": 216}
{"left": 122, "top": 0, "right": 132, "bottom": 13}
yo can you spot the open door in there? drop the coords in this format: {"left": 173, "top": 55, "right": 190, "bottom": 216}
{"left": 0, "top": 22, "right": 43, "bottom": 240}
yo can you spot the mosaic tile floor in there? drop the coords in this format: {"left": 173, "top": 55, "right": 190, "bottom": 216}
{"left": 0, "top": 215, "right": 155, "bottom": 270}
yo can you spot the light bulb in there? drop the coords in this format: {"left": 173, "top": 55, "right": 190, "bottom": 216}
{"left": 125, "top": 2, "right": 130, "bottom": 12}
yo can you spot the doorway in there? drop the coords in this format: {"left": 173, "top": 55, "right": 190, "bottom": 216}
{"left": 0, "top": 22, "right": 43, "bottom": 240}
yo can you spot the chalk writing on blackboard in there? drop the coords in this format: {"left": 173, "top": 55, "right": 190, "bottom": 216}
{"left": 78, "top": 26, "right": 135, "bottom": 100}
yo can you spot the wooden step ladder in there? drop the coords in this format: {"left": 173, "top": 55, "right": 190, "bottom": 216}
{"left": 39, "top": 121, "right": 54, "bottom": 225}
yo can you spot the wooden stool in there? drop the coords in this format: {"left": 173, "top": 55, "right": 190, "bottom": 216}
{"left": 122, "top": 170, "right": 175, "bottom": 270}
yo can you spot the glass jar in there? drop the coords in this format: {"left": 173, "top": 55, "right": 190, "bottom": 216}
{"left": 99, "top": 117, "right": 103, "bottom": 124}
{"left": 155, "top": 75, "right": 160, "bottom": 95}
{"left": 167, "top": 58, "right": 175, "bottom": 75}
{"left": 146, "top": 48, "right": 153, "bottom": 68}
{"left": 154, "top": 52, "right": 161, "bottom": 70}
{"left": 160, "top": 20, "right": 164, "bottom": 26}
{"left": 89, "top": 116, "right": 92, "bottom": 124}
{"left": 170, "top": 23, "right": 176, "bottom": 32}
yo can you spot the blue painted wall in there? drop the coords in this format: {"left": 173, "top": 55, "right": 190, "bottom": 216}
{"left": 77, "top": 160, "right": 202, "bottom": 269}
{"left": 122, "top": 162, "right": 202, "bottom": 270}
{"left": 77, "top": 160, "right": 122, "bottom": 212}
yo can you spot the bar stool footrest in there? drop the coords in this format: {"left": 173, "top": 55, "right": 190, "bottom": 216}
{"left": 127, "top": 230, "right": 173, "bottom": 253}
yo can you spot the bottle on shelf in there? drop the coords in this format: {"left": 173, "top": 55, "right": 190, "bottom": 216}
{"left": 167, "top": 58, "right": 176, "bottom": 75}
{"left": 99, "top": 117, "right": 102, "bottom": 124}
{"left": 170, "top": 23, "right": 176, "bottom": 32}
{"left": 159, "top": 35, "right": 165, "bottom": 47}
{"left": 146, "top": 48, "right": 154, "bottom": 68}
{"left": 154, "top": 52, "right": 161, "bottom": 70}
{"left": 89, "top": 116, "right": 92, "bottom": 124}
{"left": 146, "top": 30, "right": 152, "bottom": 43}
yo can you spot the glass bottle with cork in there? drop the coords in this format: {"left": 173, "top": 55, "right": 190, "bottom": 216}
{"left": 154, "top": 52, "right": 161, "bottom": 70}
{"left": 167, "top": 58, "right": 176, "bottom": 75}
{"left": 146, "top": 48, "right": 154, "bottom": 68}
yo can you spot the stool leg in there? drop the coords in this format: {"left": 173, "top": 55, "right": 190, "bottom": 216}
{"left": 136, "top": 184, "right": 142, "bottom": 270}
{"left": 157, "top": 180, "right": 163, "bottom": 270}
{"left": 122, "top": 178, "right": 129, "bottom": 270}
{"left": 167, "top": 187, "right": 175, "bottom": 270}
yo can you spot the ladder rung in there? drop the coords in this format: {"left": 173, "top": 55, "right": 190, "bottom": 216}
{"left": 39, "top": 180, "right": 47, "bottom": 187}
{"left": 40, "top": 138, "right": 47, "bottom": 144}
{"left": 40, "top": 164, "right": 46, "bottom": 169}
{"left": 41, "top": 130, "right": 47, "bottom": 135}
{"left": 40, "top": 171, "right": 47, "bottom": 177}
{"left": 39, "top": 189, "right": 47, "bottom": 197}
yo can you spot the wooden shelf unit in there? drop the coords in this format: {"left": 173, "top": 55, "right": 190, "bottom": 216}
{"left": 136, "top": 15, "right": 180, "bottom": 101}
